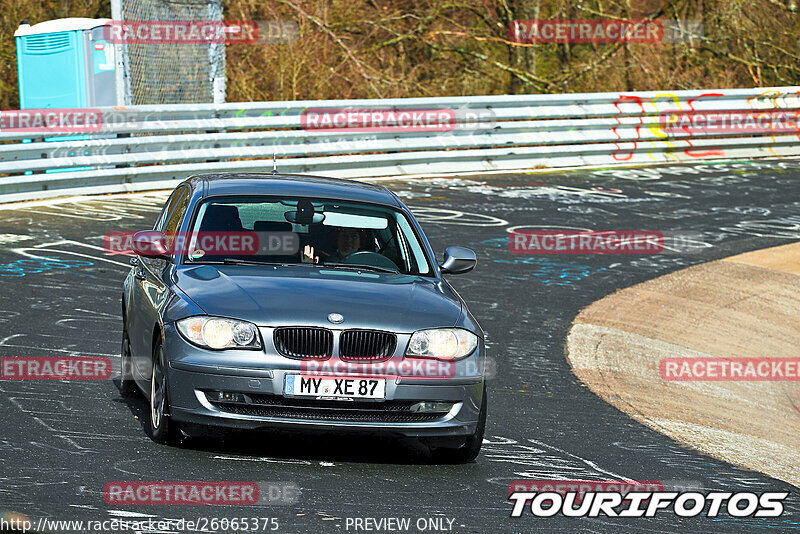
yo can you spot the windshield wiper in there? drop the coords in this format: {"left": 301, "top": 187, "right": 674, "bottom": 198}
{"left": 221, "top": 258, "right": 288, "bottom": 266}
{"left": 322, "top": 262, "right": 399, "bottom": 274}
{"left": 192, "top": 258, "right": 399, "bottom": 273}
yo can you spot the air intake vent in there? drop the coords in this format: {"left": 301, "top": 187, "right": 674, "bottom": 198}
{"left": 24, "top": 33, "right": 71, "bottom": 53}
{"left": 274, "top": 327, "right": 333, "bottom": 359}
{"left": 339, "top": 330, "right": 397, "bottom": 361}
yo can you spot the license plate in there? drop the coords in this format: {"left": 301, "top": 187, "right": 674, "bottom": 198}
{"left": 283, "top": 375, "right": 385, "bottom": 400}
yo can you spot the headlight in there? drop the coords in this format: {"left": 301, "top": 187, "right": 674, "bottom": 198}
{"left": 176, "top": 316, "right": 261, "bottom": 350}
{"left": 405, "top": 328, "right": 478, "bottom": 360}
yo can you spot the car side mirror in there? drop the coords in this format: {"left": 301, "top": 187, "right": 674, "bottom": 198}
{"left": 439, "top": 246, "right": 476, "bottom": 275}
{"left": 132, "top": 231, "right": 170, "bottom": 259}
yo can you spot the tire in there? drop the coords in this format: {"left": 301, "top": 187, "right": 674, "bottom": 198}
{"left": 149, "top": 340, "right": 182, "bottom": 445}
{"left": 434, "top": 385, "right": 487, "bottom": 464}
{"left": 119, "top": 328, "right": 138, "bottom": 397}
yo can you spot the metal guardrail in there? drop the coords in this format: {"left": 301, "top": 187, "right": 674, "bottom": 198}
{"left": 1, "top": 87, "right": 798, "bottom": 203}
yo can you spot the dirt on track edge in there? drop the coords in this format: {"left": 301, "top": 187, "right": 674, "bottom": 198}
{"left": 566, "top": 242, "right": 800, "bottom": 487}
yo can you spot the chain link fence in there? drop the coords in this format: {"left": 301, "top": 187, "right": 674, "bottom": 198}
{"left": 117, "top": 0, "right": 225, "bottom": 105}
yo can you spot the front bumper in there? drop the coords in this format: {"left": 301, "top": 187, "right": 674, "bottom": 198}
{"left": 164, "top": 324, "right": 485, "bottom": 438}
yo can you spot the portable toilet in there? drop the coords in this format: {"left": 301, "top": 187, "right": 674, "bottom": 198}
{"left": 15, "top": 18, "right": 117, "bottom": 109}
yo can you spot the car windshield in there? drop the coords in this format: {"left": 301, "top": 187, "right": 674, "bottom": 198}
{"left": 183, "top": 197, "right": 431, "bottom": 275}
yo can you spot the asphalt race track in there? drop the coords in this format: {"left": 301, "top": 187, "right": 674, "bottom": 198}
{"left": 1, "top": 158, "right": 799, "bottom": 533}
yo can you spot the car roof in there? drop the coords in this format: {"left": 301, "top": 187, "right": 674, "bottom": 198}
{"left": 184, "top": 173, "right": 402, "bottom": 208}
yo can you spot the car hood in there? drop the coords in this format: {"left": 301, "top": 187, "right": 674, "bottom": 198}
{"left": 174, "top": 264, "right": 462, "bottom": 332}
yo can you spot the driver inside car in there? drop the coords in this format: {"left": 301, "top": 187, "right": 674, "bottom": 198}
{"left": 332, "top": 227, "right": 362, "bottom": 260}
{"left": 302, "top": 227, "right": 364, "bottom": 263}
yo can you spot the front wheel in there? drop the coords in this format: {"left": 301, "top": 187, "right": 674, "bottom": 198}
{"left": 149, "top": 340, "right": 181, "bottom": 445}
{"left": 434, "top": 385, "right": 487, "bottom": 464}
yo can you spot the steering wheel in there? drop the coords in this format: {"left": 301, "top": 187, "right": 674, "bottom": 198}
{"left": 341, "top": 251, "right": 399, "bottom": 271}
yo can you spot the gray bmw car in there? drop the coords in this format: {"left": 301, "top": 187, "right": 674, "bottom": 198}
{"left": 121, "top": 173, "right": 487, "bottom": 462}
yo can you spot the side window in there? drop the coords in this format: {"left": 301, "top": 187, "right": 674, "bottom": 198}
{"left": 164, "top": 187, "right": 190, "bottom": 234}
{"left": 153, "top": 189, "right": 181, "bottom": 231}
{"left": 394, "top": 213, "right": 429, "bottom": 274}
{"left": 162, "top": 187, "right": 190, "bottom": 251}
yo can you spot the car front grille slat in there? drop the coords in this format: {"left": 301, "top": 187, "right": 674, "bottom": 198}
{"left": 211, "top": 404, "right": 442, "bottom": 422}
{"left": 274, "top": 327, "right": 395, "bottom": 360}
{"left": 245, "top": 395, "right": 429, "bottom": 411}
{"left": 339, "top": 329, "right": 396, "bottom": 361}
{"left": 207, "top": 394, "right": 447, "bottom": 423}
{"left": 274, "top": 327, "right": 333, "bottom": 359}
